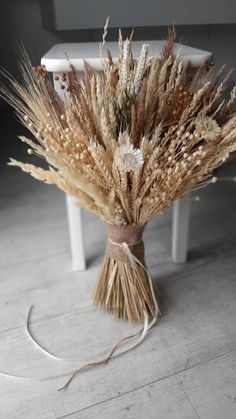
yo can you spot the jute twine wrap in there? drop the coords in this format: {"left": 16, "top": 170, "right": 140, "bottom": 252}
{"left": 105, "top": 224, "right": 145, "bottom": 264}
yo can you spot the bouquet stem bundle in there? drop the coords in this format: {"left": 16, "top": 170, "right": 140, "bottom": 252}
{"left": 93, "top": 224, "right": 158, "bottom": 321}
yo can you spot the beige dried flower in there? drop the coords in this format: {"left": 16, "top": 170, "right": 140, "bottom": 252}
{"left": 114, "top": 144, "right": 144, "bottom": 172}
{"left": 195, "top": 114, "right": 221, "bottom": 141}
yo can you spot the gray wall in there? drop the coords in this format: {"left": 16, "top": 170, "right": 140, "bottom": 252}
{"left": 1, "top": 0, "right": 236, "bottom": 84}
{"left": 43, "top": 0, "right": 236, "bottom": 30}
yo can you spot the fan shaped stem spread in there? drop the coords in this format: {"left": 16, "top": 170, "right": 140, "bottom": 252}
{"left": 93, "top": 223, "right": 159, "bottom": 321}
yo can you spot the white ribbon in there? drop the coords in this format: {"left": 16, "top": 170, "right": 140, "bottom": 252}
{"left": 58, "top": 240, "right": 159, "bottom": 390}
{"left": 26, "top": 306, "right": 65, "bottom": 361}
{"left": 0, "top": 240, "right": 159, "bottom": 390}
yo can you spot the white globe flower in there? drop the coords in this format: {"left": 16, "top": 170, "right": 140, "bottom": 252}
{"left": 114, "top": 144, "right": 144, "bottom": 172}
{"left": 195, "top": 115, "right": 221, "bottom": 141}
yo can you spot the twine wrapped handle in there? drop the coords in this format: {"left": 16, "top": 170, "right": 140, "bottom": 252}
{"left": 106, "top": 223, "right": 145, "bottom": 264}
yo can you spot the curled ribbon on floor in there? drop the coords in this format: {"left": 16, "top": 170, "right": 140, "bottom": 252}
{"left": 0, "top": 239, "right": 159, "bottom": 391}
{"left": 59, "top": 237, "right": 159, "bottom": 390}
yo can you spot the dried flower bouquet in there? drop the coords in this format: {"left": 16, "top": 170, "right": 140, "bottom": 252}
{"left": 2, "top": 28, "right": 236, "bottom": 330}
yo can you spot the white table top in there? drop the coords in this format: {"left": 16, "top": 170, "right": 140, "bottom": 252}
{"left": 41, "top": 41, "right": 212, "bottom": 72}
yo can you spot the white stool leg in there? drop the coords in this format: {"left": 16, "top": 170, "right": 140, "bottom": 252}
{"left": 172, "top": 197, "right": 191, "bottom": 263}
{"left": 66, "top": 195, "right": 86, "bottom": 271}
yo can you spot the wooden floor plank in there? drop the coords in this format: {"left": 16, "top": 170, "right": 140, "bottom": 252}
{"left": 60, "top": 376, "right": 199, "bottom": 419}
{"left": 0, "top": 251, "right": 235, "bottom": 418}
{"left": 177, "top": 351, "right": 236, "bottom": 419}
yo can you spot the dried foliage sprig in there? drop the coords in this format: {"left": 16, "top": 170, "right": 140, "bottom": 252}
{"left": 1, "top": 28, "right": 236, "bottom": 325}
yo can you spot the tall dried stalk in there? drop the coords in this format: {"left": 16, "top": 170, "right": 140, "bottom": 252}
{"left": 1, "top": 28, "right": 236, "bottom": 323}
{"left": 93, "top": 256, "right": 156, "bottom": 321}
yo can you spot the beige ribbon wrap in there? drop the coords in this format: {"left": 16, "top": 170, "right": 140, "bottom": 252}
{"left": 105, "top": 223, "right": 145, "bottom": 264}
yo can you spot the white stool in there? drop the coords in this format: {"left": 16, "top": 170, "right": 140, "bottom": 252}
{"left": 41, "top": 41, "right": 212, "bottom": 270}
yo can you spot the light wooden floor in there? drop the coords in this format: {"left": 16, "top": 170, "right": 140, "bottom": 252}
{"left": 0, "top": 109, "right": 236, "bottom": 419}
